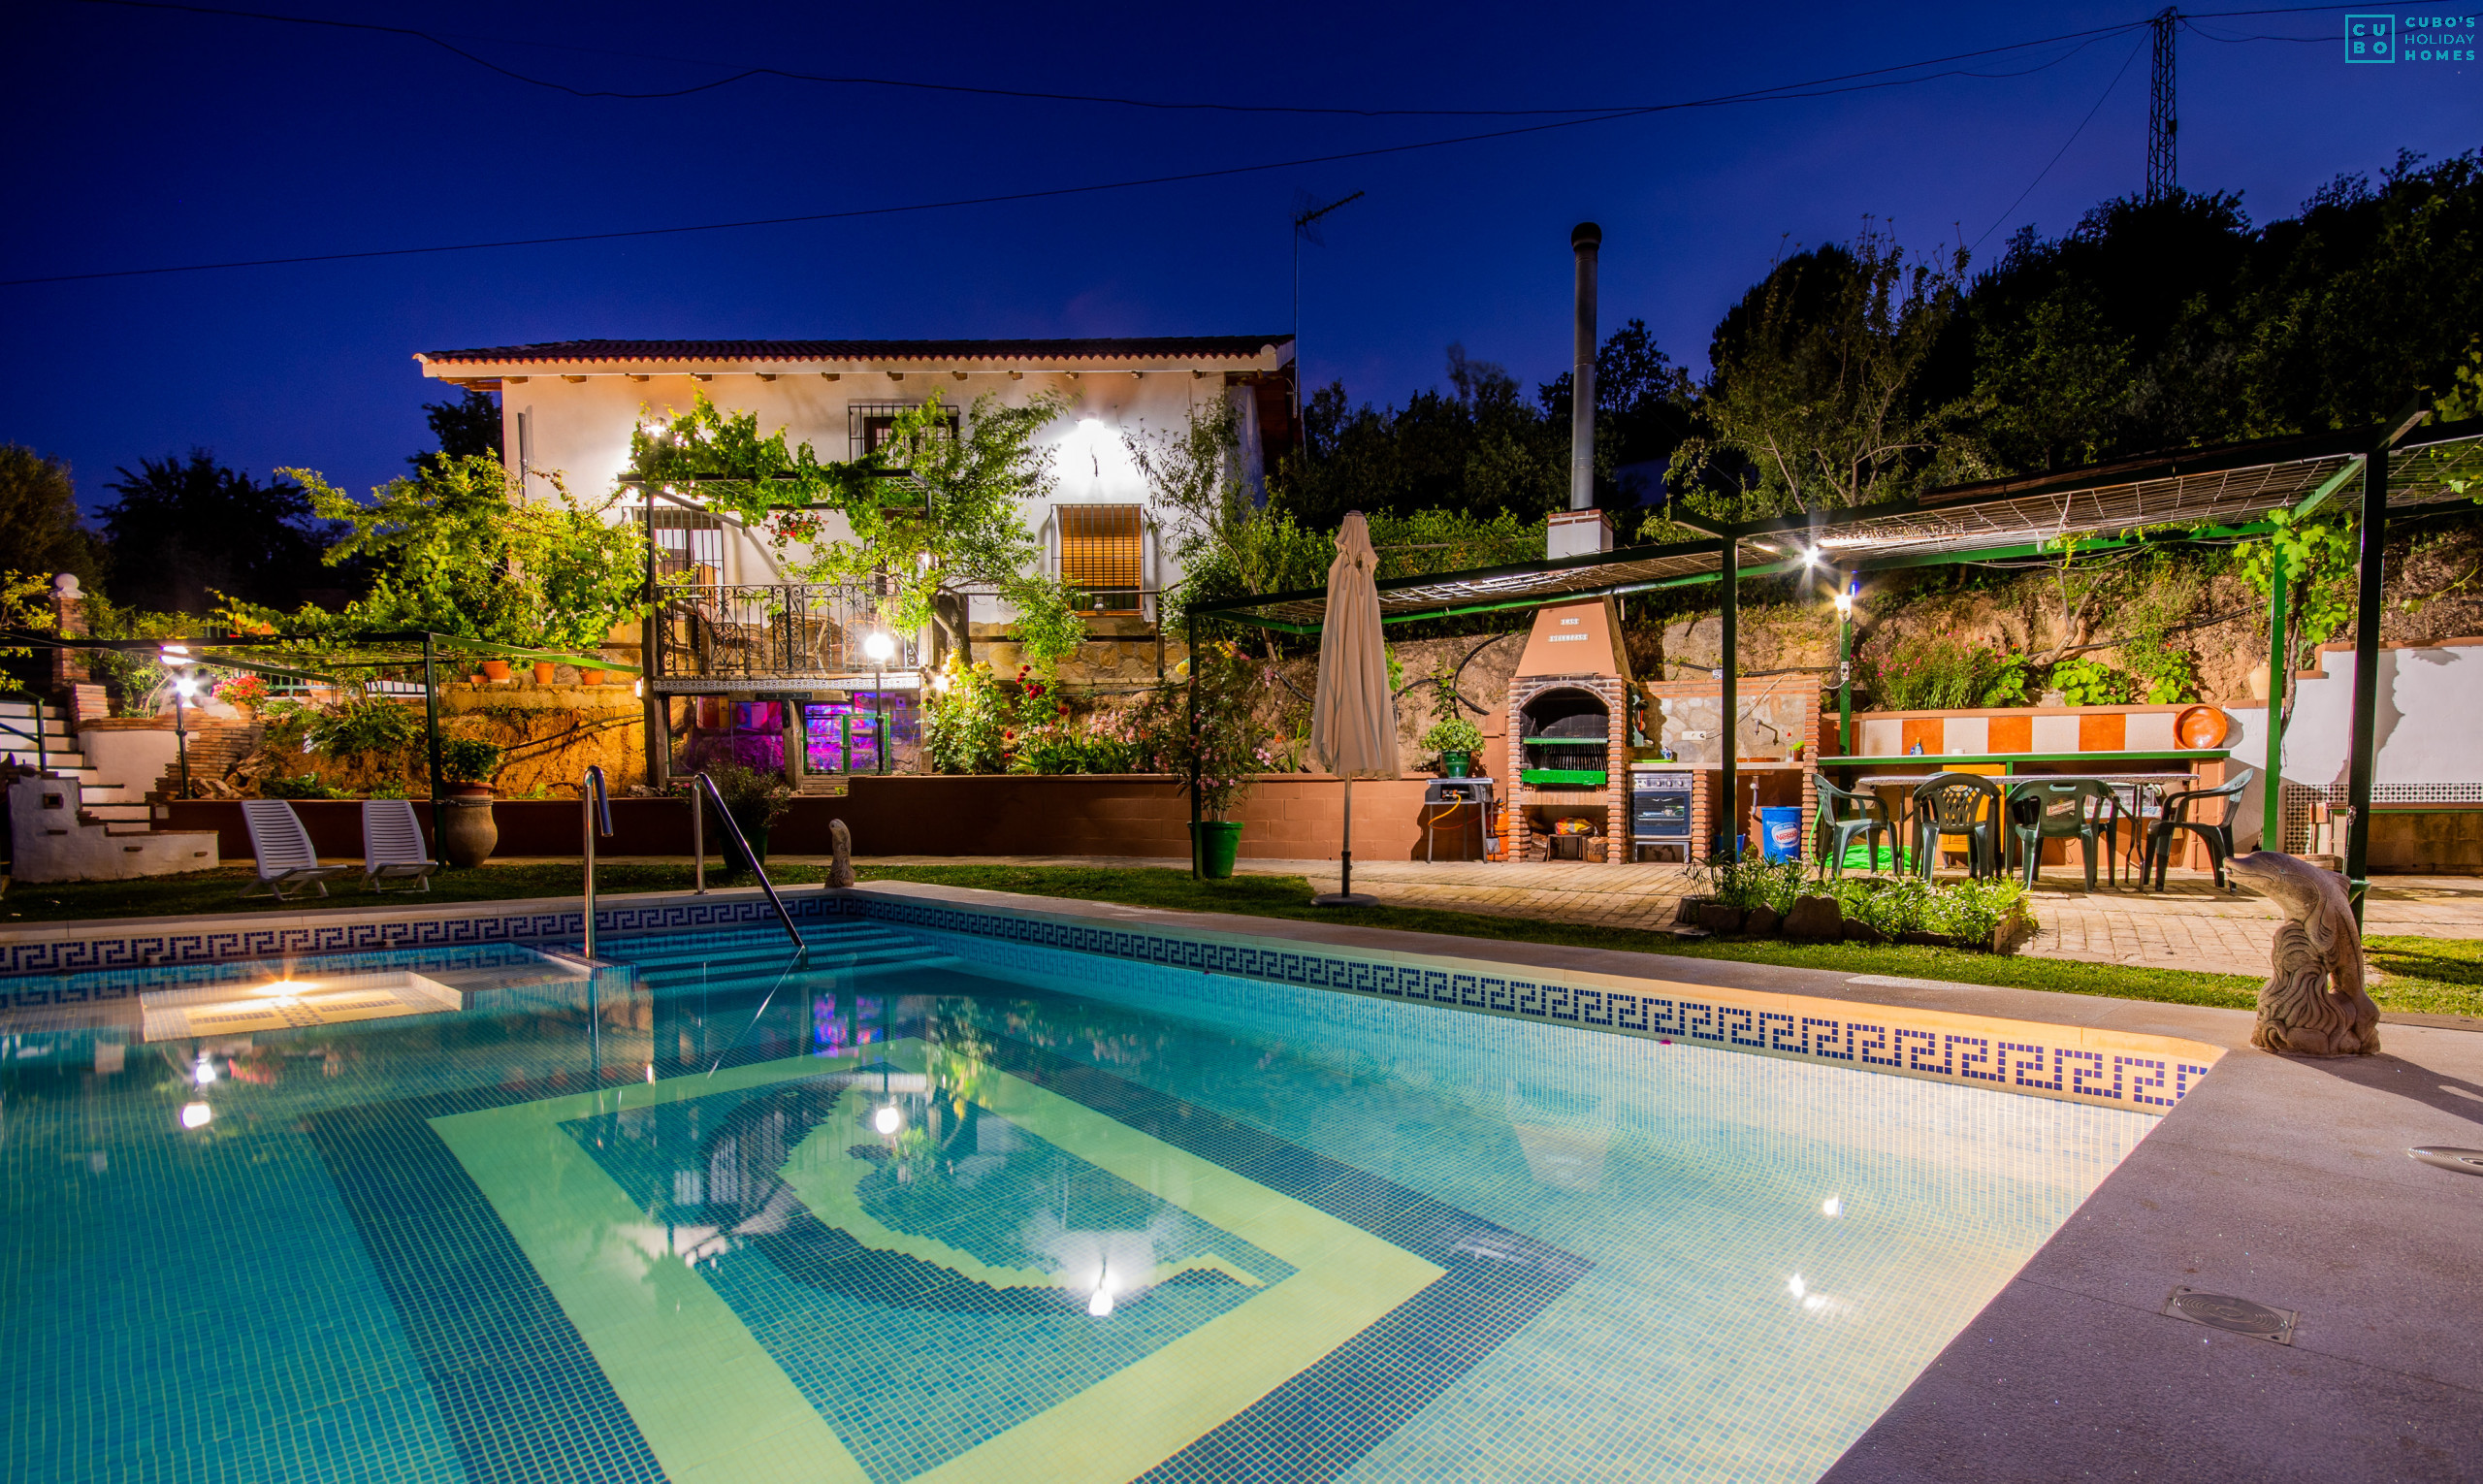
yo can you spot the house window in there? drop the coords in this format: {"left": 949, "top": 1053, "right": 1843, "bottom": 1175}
{"left": 1058, "top": 504, "right": 1144, "bottom": 613}
{"left": 637, "top": 507, "right": 726, "bottom": 583}
{"left": 848, "top": 402, "right": 959, "bottom": 461}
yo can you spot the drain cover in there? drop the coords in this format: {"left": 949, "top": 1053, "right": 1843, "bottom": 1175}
{"left": 2163, "top": 1288, "right": 2297, "bottom": 1343}
{"left": 2410, "top": 1146, "right": 2483, "bottom": 1178}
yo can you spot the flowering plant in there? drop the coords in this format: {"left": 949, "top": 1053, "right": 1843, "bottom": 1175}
{"left": 1166, "top": 644, "right": 1270, "bottom": 820}
{"left": 212, "top": 673, "right": 271, "bottom": 715}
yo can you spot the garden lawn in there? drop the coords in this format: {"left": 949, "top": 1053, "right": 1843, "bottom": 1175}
{"left": 9, "top": 862, "right": 2477, "bottom": 1022}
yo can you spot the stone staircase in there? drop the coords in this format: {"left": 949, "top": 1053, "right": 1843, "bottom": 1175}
{"left": 0, "top": 698, "right": 149, "bottom": 824}
{"left": 3, "top": 697, "right": 220, "bottom": 880}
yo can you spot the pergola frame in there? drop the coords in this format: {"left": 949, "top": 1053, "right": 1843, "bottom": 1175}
{"left": 5, "top": 629, "right": 636, "bottom": 863}
{"left": 1192, "top": 413, "right": 2483, "bottom": 915}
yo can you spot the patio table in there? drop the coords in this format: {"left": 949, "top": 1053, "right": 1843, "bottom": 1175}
{"left": 1851, "top": 771, "right": 2198, "bottom": 884}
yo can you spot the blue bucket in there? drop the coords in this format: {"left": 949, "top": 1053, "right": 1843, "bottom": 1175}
{"left": 1759, "top": 806, "right": 1805, "bottom": 862}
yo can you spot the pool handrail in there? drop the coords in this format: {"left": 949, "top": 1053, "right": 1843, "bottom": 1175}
{"left": 581, "top": 765, "right": 615, "bottom": 956}
{"left": 689, "top": 770, "right": 803, "bottom": 950}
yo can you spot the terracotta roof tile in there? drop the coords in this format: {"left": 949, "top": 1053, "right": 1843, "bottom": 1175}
{"left": 416, "top": 336, "right": 1291, "bottom": 369}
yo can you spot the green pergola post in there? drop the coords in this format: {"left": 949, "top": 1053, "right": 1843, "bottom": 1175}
{"left": 422, "top": 632, "right": 445, "bottom": 866}
{"left": 2261, "top": 546, "right": 2287, "bottom": 855}
{"left": 1835, "top": 574, "right": 1854, "bottom": 758}
{"left": 2342, "top": 436, "right": 2388, "bottom": 923}
{"left": 1185, "top": 609, "right": 1201, "bottom": 880}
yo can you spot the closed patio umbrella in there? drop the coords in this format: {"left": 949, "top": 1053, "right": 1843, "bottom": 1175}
{"left": 1309, "top": 511, "right": 1400, "bottom": 906}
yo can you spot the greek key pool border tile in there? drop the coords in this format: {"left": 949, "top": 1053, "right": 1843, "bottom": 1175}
{"left": 0, "top": 893, "right": 867, "bottom": 1004}
{"left": 859, "top": 895, "right": 2219, "bottom": 1116}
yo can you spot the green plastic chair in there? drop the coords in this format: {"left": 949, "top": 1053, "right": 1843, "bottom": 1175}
{"left": 1813, "top": 777, "right": 1893, "bottom": 879}
{"left": 1908, "top": 772, "right": 2005, "bottom": 881}
{"left": 2145, "top": 765, "right": 2255, "bottom": 892}
{"left": 2006, "top": 779, "right": 2119, "bottom": 891}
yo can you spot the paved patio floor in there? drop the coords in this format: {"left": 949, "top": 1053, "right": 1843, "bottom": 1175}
{"left": 849, "top": 855, "right": 2483, "bottom": 983}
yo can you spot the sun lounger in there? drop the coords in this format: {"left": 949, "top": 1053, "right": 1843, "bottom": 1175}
{"left": 239, "top": 798, "right": 353, "bottom": 899}
{"left": 360, "top": 798, "right": 438, "bottom": 893}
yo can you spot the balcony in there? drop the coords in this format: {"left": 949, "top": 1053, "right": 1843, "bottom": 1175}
{"left": 651, "top": 583, "right": 919, "bottom": 689}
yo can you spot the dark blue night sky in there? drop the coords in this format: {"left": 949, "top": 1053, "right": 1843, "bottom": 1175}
{"left": 4, "top": 2, "right": 2474, "bottom": 502}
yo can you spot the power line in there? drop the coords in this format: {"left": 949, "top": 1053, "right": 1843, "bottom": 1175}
{"left": 73, "top": 0, "right": 2158, "bottom": 116}
{"left": 9, "top": 7, "right": 2345, "bottom": 289}
{"left": 1972, "top": 39, "right": 2148, "bottom": 249}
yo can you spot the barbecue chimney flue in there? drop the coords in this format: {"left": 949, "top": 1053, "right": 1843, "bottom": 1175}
{"left": 1569, "top": 221, "right": 1600, "bottom": 512}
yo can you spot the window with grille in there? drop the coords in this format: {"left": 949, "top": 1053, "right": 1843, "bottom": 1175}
{"left": 848, "top": 402, "right": 959, "bottom": 461}
{"left": 1058, "top": 504, "right": 1144, "bottom": 613}
{"left": 636, "top": 507, "right": 726, "bottom": 581}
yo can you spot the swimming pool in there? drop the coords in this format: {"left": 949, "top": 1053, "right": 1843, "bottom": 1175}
{"left": 2, "top": 904, "right": 2177, "bottom": 1482}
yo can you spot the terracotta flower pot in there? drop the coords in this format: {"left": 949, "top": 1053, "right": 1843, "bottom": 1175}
{"left": 533, "top": 661, "right": 558, "bottom": 685}
{"left": 480, "top": 660, "right": 511, "bottom": 682}
{"left": 578, "top": 668, "right": 605, "bottom": 687}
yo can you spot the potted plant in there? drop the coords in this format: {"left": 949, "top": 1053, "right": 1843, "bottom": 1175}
{"left": 532, "top": 661, "right": 559, "bottom": 685}
{"left": 704, "top": 762, "right": 791, "bottom": 875}
{"left": 1420, "top": 716, "right": 1486, "bottom": 777}
{"left": 438, "top": 735, "right": 504, "bottom": 867}
{"left": 1164, "top": 648, "right": 1265, "bottom": 879}
{"left": 211, "top": 673, "right": 270, "bottom": 721}
{"left": 480, "top": 660, "right": 511, "bottom": 683}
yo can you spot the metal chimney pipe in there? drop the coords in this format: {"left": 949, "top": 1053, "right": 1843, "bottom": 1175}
{"left": 1569, "top": 221, "right": 1600, "bottom": 511}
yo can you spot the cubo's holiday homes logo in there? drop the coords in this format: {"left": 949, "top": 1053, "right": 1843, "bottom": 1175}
{"left": 2346, "top": 13, "right": 2478, "bottom": 63}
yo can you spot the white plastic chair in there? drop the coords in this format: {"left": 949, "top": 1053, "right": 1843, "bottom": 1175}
{"left": 360, "top": 799, "right": 437, "bottom": 893}
{"left": 239, "top": 798, "right": 352, "bottom": 899}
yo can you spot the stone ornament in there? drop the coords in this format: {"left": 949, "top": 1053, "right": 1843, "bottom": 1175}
{"left": 828, "top": 818, "right": 856, "bottom": 888}
{"left": 2224, "top": 851, "right": 2380, "bottom": 1056}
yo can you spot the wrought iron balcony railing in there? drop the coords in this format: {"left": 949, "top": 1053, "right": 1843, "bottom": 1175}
{"left": 652, "top": 583, "right": 919, "bottom": 684}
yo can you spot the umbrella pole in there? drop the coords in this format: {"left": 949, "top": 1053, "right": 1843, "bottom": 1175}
{"left": 1316, "top": 771, "right": 1376, "bottom": 907}
{"left": 1341, "top": 774, "right": 1352, "bottom": 897}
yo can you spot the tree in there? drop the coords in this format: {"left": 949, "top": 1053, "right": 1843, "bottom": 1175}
{"left": 1535, "top": 318, "right": 1697, "bottom": 502}
{"left": 1671, "top": 225, "right": 1970, "bottom": 519}
{"left": 634, "top": 389, "right": 1084, "bottom": 670}
{"left": 410, "top": 389, "right": 501, "bottom": 472}
{"left": 0, "top": 445, "right": 105, "bottom": 590}
{"left": 97, "top": 450, "right": 338, "bottom": 614}
{"left": 270, "top": 453, "right": 653, "bottom": 653}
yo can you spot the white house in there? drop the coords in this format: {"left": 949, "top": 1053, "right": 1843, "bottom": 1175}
{"left": 413, "top": 335, "right": 1295, "bottom": 780}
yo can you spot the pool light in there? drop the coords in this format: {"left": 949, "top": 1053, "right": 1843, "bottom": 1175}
{"left": 1087, "top": 1264, "right": 1114, "bottom": 1317}
{"left": 1822, "top": 1195, "right": 1842, "bottom": 1218}
{"left": 873, "top": 1105, "right": 903, "bottom": 1136}
{"left": 179, "top": 1101, "right": 213, "bottom": 1130}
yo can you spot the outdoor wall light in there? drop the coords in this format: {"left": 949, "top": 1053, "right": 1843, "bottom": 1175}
{"left": 1832, "top": 589, "right": 1854, "bottom": 618}
{"left": 192, "top": 1055, "right": 217, "bottom": 1087}
{"left": 172, "top": 677, "right": 197, "bottom": 698}
{"left": 873, "top": 1105, "right": 904, "bottom": 1136}
{"left": 179, "top": 1102, "right": 213, "bottom": 1130}
{"left": 862, "top": 631, "right": 896, "bottom": 663}
{"left": 159, "top": 645, "right": 190, "bottom": 665}
{"left": 932, "top": 672, "right": 952, "bottom": 694}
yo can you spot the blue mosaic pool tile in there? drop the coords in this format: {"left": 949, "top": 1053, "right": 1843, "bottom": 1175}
{"left": 860, "top": 895, "right": 2215, "bottom": 1114}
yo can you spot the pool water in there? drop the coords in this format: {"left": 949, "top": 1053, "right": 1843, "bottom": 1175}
{"left": 0, "top": 919, "right": 2154, "bottom": 1482}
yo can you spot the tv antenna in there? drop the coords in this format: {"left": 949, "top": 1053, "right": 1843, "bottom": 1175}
{"left": 1291, "top": 188, "right": 1365, "bottom": 436}
{"left": 2145, "top": 8, "right": 2177, "bottom": 202}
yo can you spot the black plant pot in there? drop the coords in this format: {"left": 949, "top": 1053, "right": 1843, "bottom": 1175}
{"left": 722, "top": 817, "right": 773, "bottom": 876}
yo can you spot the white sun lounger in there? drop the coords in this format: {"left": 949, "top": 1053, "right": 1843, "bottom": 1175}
{"left": 360, "top": 799, "right": 437, "bottom": 893}
{"left": 239, "top": 798, "right": 353, "bottom": 900}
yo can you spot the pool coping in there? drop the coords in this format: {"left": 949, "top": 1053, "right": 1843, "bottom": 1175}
{"left": 850, "top": 882, "right": 2483, "bottom": 1481}
{"left": 7, "top": 878, "right": 2478, "bottom": 1477}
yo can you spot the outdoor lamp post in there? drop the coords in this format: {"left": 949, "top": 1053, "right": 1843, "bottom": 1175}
{"left": 862, "top": 630, "right": 895, "bottom": 774}
{"left": 162, "top": 647, "right": 196, "bottom": 800}
{"left": 1833, "top": 581, "right": 1855, "bottom": 758}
